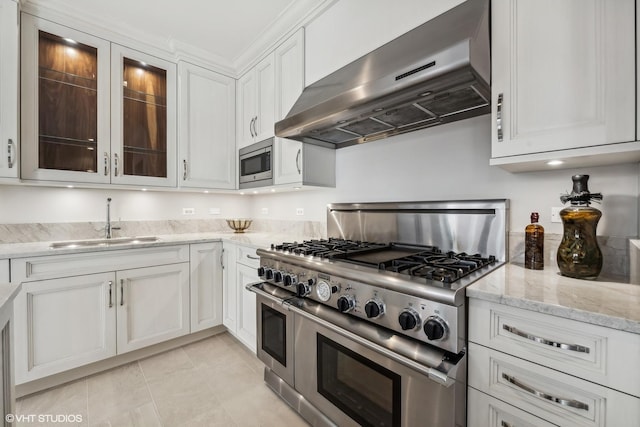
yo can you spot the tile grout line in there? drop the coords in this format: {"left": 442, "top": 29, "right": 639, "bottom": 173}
{"left": 136, "top": 359, "right": 165, "bottom": 427}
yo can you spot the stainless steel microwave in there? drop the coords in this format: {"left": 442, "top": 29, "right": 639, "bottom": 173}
{"left": 239, "top": 138, "right": 273, "bottom": 189}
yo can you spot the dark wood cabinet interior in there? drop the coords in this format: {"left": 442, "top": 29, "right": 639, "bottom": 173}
{"left": 122, "top": 58, "right": 167, "bottom": 178}
{"left": 38, "top": 31, "right": 98, "bottom": 172}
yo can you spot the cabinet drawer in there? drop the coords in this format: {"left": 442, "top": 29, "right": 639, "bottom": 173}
{"left": 469, "top": 342, "right": 640, "bottom": 427}
{"left": 236, "top": 245, "right": 259, "bottom": 268}
{"left": 468, "top": 387, "right": 558, "bottom": 427}
{"left": 469, "top": 299, "right": 640, "bottom": 397}
{"left": 11, "top": 245, "right": 190, "bottom": 283}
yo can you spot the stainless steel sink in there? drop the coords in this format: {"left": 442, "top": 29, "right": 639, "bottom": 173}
{"left": 49, "top": 236, "right": 159, "bottom": 249}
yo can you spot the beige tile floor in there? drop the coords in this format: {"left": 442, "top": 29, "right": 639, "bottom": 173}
{"left": 15, "top": 333, "right": 309, "bottom": 426}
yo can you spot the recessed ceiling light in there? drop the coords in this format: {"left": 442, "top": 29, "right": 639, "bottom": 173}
{"left": 547, "top": 160, "right": 564, "bottom": 166}
{"left": 63, "top": 38, "right": 77, "bottom": 44}
{"left": 141, "top": 188, "right": 147, "bottom": 191}
{"left": 66, "top": 185, "right": 74, "bottom": 188}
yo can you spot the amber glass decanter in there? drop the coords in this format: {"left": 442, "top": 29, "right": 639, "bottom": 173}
{"left": 556, "top": 175, "right": 603, "bottom": 279}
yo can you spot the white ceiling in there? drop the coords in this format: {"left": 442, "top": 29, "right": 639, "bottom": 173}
{"left": 22, "top": 0, "right": 332, "bottom": 74}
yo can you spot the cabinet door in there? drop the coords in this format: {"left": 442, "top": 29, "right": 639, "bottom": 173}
{"left": 236, "top": 70, "right": 257, "bottom": 149}
{"left": 20, "top": 14, "right": 111, "bottom": 184}
{"left": 116, "top": 263, "right": 189, "bottom": 354}
{"left": 491, "top": 0, "right": 635, "bottom": 159}
{"left": 111, "top": 45, "right": 177, "bottom": 187}
{"left": 179, "top": 62, "right": 236, "bottom": 189}
{"left": 236, "top": 263, "right": 257, "bottom": 353}
{"left": 254, "top": 54, "right": 275, "bottom": 142}
{"left": 273, "top": 137, "right": 302, "bottom": 185}
{"left": 275, "top": 28, "right": 304, "bottom": 121}
{"left": 13, "top": 273, "right": 117, "bottom": 384}
{"left": 222, "top": 243, "right": 237, "bottom": 333}
{"left": 190, "top": 242, "right": 223, "bottom": 332}
{"left": 0, "top": 0, "right": 18, "bottom": 179}
{"left": 0, "top": 260, "right": 7, "bottom": 283}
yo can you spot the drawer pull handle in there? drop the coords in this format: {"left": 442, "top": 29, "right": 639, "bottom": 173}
{"left": 496, "top": 93, "right": 503, "bottom": 141}
{"left": 108, "top": 281, "right": 113, "bottom": 308}
{"left": 502, "top": 324, "right": 590, "bottom": 353}
{"left": 500, "top": 421, "right": 512, "bottom": 427}
{"left": 246, "top": 254, "right": 259, "bottom": 260}
{"left": 501, "top": 373, "right": 589, "bottom": 411}
{"left": 120, "top": 279, "right": 124, "bottom": 306}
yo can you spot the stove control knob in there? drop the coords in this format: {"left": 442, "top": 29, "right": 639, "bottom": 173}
{"left": 264, "top": 268, "right": 274, "bottom": 280}
{"left": 283, "top": 273, "right": 298, "bottom": 287}
{"left": 257, "top": 266, "right": 266, "bottom": 277}
{"left": 297, "top": 281, "right": 312, "bottom": 297}
{"left": 273, "top": 270, "right": 283, "bottom": 283}
{"left": 398, "top": 309, "right": 420, "bottom": 330}
{"left": 423, "top": 316, "right": 448, "bottom": 341}
{"left": 364, "top": 299, "right": 384, "bottom": 319}
{"left": 337, "top": 295, "right": 355, "bottom": 313}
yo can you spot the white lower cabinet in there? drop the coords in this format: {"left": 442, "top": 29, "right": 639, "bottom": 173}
{"left": 190, "top": 242, "right": 223, "bottom": 332}
{"left": 222, "top": 243, "right": 258, "bottom": 353}
{"left": 116, "top": 263, "right": 190, "bottom": 354}
{"left": 468, "top": 299, "right": 640, "bottom": 427}
{"left": 11, "top": 244, "right": 201, "bottom": 385}
{"left": 14, "top": 273, "right": 117, "bottom": 384}
{"left": 0, "top": 260, "right": 8, "bottom": 283}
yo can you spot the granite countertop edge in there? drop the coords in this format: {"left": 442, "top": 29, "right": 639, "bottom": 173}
{"left": 0, "top": 231, "right": 307, "bottom": 258}
{"left": 467, "top": 264, "right": 640, "bottom": 334}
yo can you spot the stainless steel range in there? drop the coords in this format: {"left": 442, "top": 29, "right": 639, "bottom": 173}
{"left": 248, "top": 200, "right": 508, "bottom": 427}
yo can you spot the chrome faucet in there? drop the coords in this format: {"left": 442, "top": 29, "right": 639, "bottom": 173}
{"left": 105, "top": 197, "right": 120, "bottom": 238}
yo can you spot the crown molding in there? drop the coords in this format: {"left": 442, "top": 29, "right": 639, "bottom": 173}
{"left": 20, "top": 0, "right": 337, "bottom": 78}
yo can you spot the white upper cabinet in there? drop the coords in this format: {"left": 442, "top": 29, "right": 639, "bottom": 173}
{"left": 111, "top": 44, "right": 177, "bottom": 187}
{"left": 271, "top": 28, "right": 336, "bottom": 188}
{"left": 178, "top": 62, "right": 236, "bottom": 189}
{"left": 490, "top": 0, "right": 639, "bottom": 172}
{"left": 21, "top": 14, "right": 177, "bottom": 187}
{"left": 275, "top": 28, "right": 304, "bottom": 121}
{"left": 237, "top": 54, "right": 275, "bottom": 149}
{"left": 0, "top": 0, "right": 19, "bottom": 179}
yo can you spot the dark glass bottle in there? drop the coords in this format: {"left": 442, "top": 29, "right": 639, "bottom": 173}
{"left": 525, "top": 212, "right": 544, "bottom": 270}
{"left": 556, "top": 175, "right": 603, "bottom": 279}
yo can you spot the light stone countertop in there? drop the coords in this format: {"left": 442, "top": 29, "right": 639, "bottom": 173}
{"left": 0, "top": 231, "right": 311, "bottom": 259}
{"left": 467, "top": 263, "right": 640, "bottom": 334}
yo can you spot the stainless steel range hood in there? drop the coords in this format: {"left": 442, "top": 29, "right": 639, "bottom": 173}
{"left": 275, "top": 0, "right": 490, "bottom": 148}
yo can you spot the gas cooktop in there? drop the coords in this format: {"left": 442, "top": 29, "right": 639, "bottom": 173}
{"left": 271, "top": 238, "right": 497, "bottom": 284}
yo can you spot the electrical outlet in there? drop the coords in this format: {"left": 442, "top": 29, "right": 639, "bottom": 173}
{"left": 296, "top": 208, "right": 304, "bottom": 216}
{"left": 208, "top": 208, "right": 221, "bottom": 215}
{"left": 551, "top": 207, "right": 562, "bottom": 223}
{"left": 261, "top": 208, "right": 269, "bottom": 215}
{"left": 182, "top": 207, "right": 195, "bottom": 215}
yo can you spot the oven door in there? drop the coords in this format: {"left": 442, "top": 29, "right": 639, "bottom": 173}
{"left": 251, "top": 282, "right": 295, "bottom": 386}
{"left": 288, "top": 299, "right": 466, "bottom": 427}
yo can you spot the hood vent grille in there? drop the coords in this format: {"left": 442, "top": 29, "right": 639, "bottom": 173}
{"left": 275, "top": 0, "right": 490, "bottom": 148}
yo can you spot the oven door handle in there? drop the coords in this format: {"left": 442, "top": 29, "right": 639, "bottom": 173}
{"left": 285, "top": 300, "right": 456, "bottom": 387}
{"left": 246, "top": 282, "right": 296, "bottom": 305}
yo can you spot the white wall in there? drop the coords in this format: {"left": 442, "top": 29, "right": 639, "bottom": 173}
{"left": 0, "top": 186, "right": 250, "bottom": 224}
{"left": 251, "top": 115, "right": 639, "bottom": 237}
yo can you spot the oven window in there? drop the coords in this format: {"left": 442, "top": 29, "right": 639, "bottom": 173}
{"left": 241, "top": 151, "right": 271, "bottom": 176}
{"left": 261, "top": 305, "right": 286, "bottom": 366}
{"left": 317, "top": 334, "right": 401, "bottom": 427}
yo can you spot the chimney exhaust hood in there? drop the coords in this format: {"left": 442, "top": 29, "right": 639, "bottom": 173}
{"left": 275, "top": 0, "right": 490, "bottom": 148}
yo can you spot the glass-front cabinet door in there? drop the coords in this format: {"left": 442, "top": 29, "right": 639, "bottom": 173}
{"left": 111, "top": 45, "right": 176, "bottom": 187}
{"left": 21, "top": 14, "right": 176, "bottom": 187}
{"left": 21, "top": 14, "right": 111, "bottom": 183}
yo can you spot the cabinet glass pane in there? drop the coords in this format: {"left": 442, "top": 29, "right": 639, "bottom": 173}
{"left": 122, "top": 58, "right": 167, "bottom": 178}
{"left": 38, "top": 31, "right": 98, "bottom": 172}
